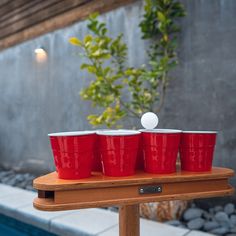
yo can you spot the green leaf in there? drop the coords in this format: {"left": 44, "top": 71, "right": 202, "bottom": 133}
{"left": 84, "top": 35, "right": 93, "bottom": 44}
{"left": 69, "top": 37, "right": 82, "bottom": 46}
{"left": 80, "top": 63, "right": 90, "bottom": 70}
{"left": 87, "top": 66, "right": 97, "bottom": 73}
{"left": 157, "top": 11, "right": 166, "bottom": 22}
{"left": 89, "top": 12, "right": 99, "bottom": 20}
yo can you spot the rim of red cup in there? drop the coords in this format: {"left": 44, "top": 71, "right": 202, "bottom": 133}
{"left": 139, "top": 129, "right": 182, "bottom": 133}
{"left": 48, "top": 131, "right": 96, "bottom": 136}
{"left": 96, "top": 129, "right": 140, "bottom": 136}
{"left": 182, "top": 131, "right": 217, "bottom": 134}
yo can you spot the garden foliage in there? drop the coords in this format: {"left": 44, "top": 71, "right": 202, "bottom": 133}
{"left": 69, "top": 0, "right": 185, "bottom": 127}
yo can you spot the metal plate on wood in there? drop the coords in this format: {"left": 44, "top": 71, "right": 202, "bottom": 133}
{"left": 139, "top": 185, "right": 162, "bottom": 194}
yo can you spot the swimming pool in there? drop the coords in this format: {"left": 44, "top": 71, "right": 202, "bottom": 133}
{"left": 0, "top": 213, "right": 56, "bottom": 236}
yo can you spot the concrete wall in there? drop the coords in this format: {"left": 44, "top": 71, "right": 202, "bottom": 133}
{"left": 161, "top": 0, "right": 236, "bottom": 185}
{"left": 0, "top": 0, "right": 235, "bottom": 185}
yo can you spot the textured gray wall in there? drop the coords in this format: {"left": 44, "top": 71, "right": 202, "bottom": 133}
{"left": 0, "top": 0, "right": 235, "bottom": 186}
{"left": 161, "top": 0, "right": 236, "bottom": 182}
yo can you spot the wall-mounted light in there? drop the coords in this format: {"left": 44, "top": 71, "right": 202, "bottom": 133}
{"left": 35, "top": 47, "right": 47, "bottom": 63}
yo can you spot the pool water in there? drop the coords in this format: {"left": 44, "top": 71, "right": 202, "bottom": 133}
{"left": 0, "top": 223, "right": 26, "bottom": 236}
{"left": 0, "top": 213, "right": 56, "bottom": 236}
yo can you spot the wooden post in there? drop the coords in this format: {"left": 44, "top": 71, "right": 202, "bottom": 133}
{"left": 119, "top": 204, "right": 140, "bottom": 236}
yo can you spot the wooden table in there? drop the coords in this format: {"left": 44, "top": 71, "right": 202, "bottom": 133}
{"left": 33, "top": 167, "right": 234, "bottom": 236}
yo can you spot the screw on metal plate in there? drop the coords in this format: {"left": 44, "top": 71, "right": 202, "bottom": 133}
{"left": 139, "top": 185, "right": 162, "bottom": 194}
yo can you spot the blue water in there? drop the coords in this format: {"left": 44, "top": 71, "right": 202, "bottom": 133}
{"left": 0, "top": 224, "right": 27, "bottom": 236}
{"left": 0, "top": 214, "right": 56, "bottom": 236}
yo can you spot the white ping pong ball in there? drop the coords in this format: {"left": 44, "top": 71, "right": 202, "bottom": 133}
{"left": 141, "top": 112, "right": 159, "bottom": 129}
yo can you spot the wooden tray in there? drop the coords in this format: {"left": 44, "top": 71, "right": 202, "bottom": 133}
{"left": 33, "top": 167, "right": 234, "bottom": 212}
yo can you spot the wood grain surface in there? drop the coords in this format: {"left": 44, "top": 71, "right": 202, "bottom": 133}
{"left": 33, "top": 167, "right": 234, "bottom": 191}
{"left": 0, "top": 0, "right": 138, "bottom": 50}
{"left": 33, "top": 167, "right": 234, "bottom": 212}
{"left": 119, "top": 204, "right": 140, "bottom": 236}
{"left": 33, "top": 188, "right": 234, "bottom": 211}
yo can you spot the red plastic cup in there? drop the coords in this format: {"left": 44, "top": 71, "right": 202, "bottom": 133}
{"left": 97, "top": 130, "right": 141, "bottom": 177}
{"left": 92, "top": 153, "right": 102, "bottom": 172}
{"left": 180, "top": 131, "right": 217, "bottom": 172}
{"left": 135, "top": 132, "right": 145, "bottom": 170}
{"left": 92, "top": 135, "right": 102, "bottom": 172}
{"left": 92, "top": 130, "right": 113, "bottom": 172}
{"left": 136, "top": 143, "right": 144, "bottom": 170}
{"left": 49, "top": 131, "right": 96, "bottom": 179}
{"left": 141, "top": 129, "right": 182, "bottom": 174}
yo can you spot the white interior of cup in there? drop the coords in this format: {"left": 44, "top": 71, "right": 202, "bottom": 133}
{"left": 139, "top": 129, "right": 182, "bottom": 133}
{"left": 182, "top": 131, "right": 217, "bottom": 134}
{"left": 48, "top": 131, "right": 96, "bottom": 137}
{"left": 96, "top": 129, "right": 140, "bottom": 136}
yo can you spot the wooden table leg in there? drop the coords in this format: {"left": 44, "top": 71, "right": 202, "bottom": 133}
{"left": 119, "top": 204, "right": 140, "bottom": 236}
